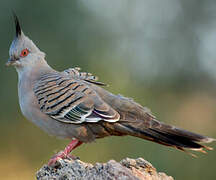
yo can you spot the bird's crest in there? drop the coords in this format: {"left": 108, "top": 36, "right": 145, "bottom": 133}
{"left": 13, "top": 12, "right": 22, "bottom": 37}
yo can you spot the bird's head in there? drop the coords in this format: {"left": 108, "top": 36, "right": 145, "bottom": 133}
{"left": 6, "top": 14, "right": 45, "bottom": 69}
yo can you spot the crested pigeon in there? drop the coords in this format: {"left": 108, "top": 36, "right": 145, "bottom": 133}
{"left": 7, "top": 15, "right": 215, "bottom": 166}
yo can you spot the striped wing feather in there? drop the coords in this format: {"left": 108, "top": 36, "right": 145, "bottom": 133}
{"left": 34, "top": 72, "right": 120, "bottom": 124}
{"left": 63, "top": 67, "right": 107, "bottom": 86}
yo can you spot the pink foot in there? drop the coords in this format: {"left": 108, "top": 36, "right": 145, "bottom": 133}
{"left": 48, "top": 139, "right": 82, "bottom": 166}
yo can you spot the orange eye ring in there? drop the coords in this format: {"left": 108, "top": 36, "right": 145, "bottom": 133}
{"left": 20, "top": 49, "right": 29, "bottom": 57}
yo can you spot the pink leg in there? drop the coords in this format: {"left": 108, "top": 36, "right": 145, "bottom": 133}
{"left": 48, "top": 139, "right": 83, "bottom": 166}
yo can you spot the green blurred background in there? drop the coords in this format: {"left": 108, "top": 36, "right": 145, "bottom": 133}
{"left": 0, "top": 0, "right": 216, "bottom": 179}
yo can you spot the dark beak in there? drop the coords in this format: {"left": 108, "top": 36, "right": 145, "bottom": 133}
{"left": 13, "top": 12, "right": 22, "bottom": 37}
{"left": 5, "top": 57, "right": 19, "bottom": 66}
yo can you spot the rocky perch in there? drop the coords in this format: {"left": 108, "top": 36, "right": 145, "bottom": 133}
{"left": 36, "top": 157, "right": 173, "bottom": 180}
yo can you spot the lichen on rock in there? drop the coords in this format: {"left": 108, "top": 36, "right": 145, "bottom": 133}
{"left": 36, "top": 157, "right": 173, "bottom": 180}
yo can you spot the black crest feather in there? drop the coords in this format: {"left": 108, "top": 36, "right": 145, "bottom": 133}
{"left": 13, "top": 12, "right": 21, "bottom": 37}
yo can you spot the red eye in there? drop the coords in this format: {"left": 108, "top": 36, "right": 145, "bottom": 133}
{"left": 20, "top": 49, "right": 29, "bottom": 57}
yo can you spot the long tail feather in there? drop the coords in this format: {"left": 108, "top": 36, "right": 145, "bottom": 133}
{"left": 113, "top": 119, "right": 215, "bottom": 154}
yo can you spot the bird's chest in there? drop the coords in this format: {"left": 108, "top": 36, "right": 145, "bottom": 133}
{"left": 17, "top": 79, "right": 57, "bottom": 135}
{"left": 18, "top": 78, "right": 35, "bottom": 121}
{"left": 17, "top": 76, "right": 72, "bottom": 139}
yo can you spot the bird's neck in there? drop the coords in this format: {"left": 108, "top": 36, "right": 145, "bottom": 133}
{"left": 16, "top": 58, "right": 55, "bottom": 84}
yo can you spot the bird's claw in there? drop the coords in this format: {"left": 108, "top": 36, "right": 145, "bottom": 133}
{"left": 48, "top": 151, "right": 67, "bottom": 167}
{"left": 48, "top": 151, "right": 79, "bottom": 167}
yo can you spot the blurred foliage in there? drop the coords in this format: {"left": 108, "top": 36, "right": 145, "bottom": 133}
{"left": 0, "top": 0, "right": 216, "bottom": 179}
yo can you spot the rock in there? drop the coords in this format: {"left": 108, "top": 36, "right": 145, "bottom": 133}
{"left": 36, "top": 157, "right": 174, "bottom": 180}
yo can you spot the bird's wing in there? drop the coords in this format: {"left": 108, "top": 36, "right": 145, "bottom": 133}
{"left": 33, "top": 72, "right": 120, "bottom": 124}
{"left": 63, "top": 67, "right": 107, "bottom": 86}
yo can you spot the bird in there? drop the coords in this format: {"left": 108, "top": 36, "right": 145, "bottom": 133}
{"left": 7, "top": 14, "right": 215, "bottom": 166}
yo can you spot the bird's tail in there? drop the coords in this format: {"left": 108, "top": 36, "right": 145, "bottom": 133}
{"left": 111, "top": 118, "right": 215, "bottom": 156}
